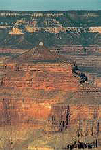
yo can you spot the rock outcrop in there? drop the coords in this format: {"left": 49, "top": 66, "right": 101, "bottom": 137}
{"left": 0, "top": 44, "right": 101, "bottom": 132}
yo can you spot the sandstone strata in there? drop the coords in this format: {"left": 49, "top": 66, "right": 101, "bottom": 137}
{"left": 0, "top": 44, "right": 101, "bottom": 133}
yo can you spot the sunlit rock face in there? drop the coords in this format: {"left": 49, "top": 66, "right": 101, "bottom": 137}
{"left": 0, "top": 44, "right": 101, "bottom": 129}
{"left": 3, "top": 63, "right": 78, "bottom": 91}
{"left": 0, "top": 44, "right": 80, "bottom": 125}
{"left": 94, "top": 78, "right": 101, "bottom": 87}
{"left": 0, "top": 63, "right": 79, "bottom": 124}
{"left": 47, "top": 103, "right": 101, "bottom": 133}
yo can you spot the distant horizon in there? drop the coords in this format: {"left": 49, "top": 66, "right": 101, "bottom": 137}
{"left": 0, "top": 10, "right": 101, "bottom": 12}
{"left": 0, "top": 0, "right": 101, "bottom": 11}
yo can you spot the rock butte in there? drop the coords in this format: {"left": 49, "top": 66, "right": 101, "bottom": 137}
{"left": 0, "top": 43, "right": 100, "bottom": 130}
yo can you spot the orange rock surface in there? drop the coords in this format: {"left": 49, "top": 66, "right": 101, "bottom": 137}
{"left": 0, "top": 45, "right": 101, "bottom": 128}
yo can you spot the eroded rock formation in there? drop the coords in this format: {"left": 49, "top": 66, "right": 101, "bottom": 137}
{"left": 0, "top": 44, "right": 100, "bottom": 134}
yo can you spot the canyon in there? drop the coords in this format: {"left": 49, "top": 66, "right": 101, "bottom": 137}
{"left": 0, "top": 44, "right": 101, "bottom": 150}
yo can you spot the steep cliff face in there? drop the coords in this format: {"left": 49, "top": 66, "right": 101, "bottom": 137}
{"left": 70, "top": 105, "right": 101, "bottom": 122}
{"left": 0, "top": 45, "right": 80, "bottom": 124}
{"left": 0, "top": 63, "right": 79, "bottom": 124}
{"left": 0, "top": 45, "right": 101, "bottom": 128}
{"left": 3, "top": 63, "right": 78, "bottom": 91}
